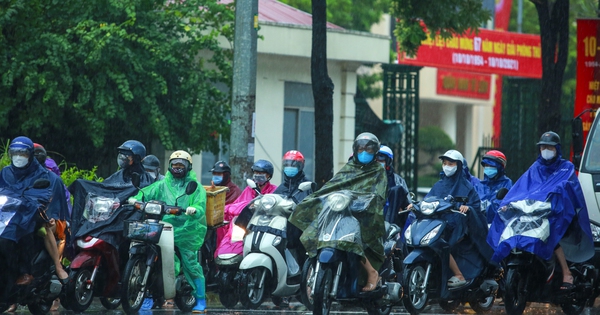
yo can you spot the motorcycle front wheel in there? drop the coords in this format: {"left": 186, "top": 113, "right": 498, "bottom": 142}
{"left": 218, "top": 270, "right": 240, "bottom": 308}
{"left": 313, "top": 264, "right": 334, "bottom": 315}
{"left": 504, "top": 268, "right": 528, "bottom": 315}
{"left": 99, "top": 297, "right": 121, "bottom": 310}
{"left": 175, "top": 274, "right": 196, "bottom": 312}
{"left": 469, "top": 295, "right": 495, "bottom": 313}
{"left": 300, "top": 257, "right": 315, "bottom": 311}
{"left": 121, "top": 254, "right": 148, "bottom": 314}
{"left": 66, "top": 268, "right": 95, "bottom": 312}
{"left": 402, "top": 264, "right": 429, "bottom": 315}
{"left": 239, "top": 267, "right": 268, "bottom": 309}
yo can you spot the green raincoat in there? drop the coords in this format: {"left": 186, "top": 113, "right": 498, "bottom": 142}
{"left": 133, "top": 169, "right": 207, "bottom": 297}
{"left": 289, "top": 160, "right": 387, "bottom": 270}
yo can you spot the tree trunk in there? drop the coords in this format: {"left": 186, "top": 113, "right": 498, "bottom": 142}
{"left": 312, "top": 0, "right": 335, "bottom": 188}
{"left": 533, "top": 0, "right": 569, "bottom": 135}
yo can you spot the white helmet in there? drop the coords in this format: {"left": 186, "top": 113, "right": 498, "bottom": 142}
{"left": 379, "top": 145, "right": 394, "bottom": 160}
{"left": 439, "top": 150, "right": 464, "bottom": 163}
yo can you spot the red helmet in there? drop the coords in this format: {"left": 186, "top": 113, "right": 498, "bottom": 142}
{"left": 482, "top": 150, "right": 507, "bottom": 168}
{"left": 283, "top": 150, "right": 305, "bottom": 172}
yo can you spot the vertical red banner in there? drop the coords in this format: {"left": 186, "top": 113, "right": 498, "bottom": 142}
{"left": 495, "top": 0, "right": 513, "bottom": 31}
{"left": 575, "top": 19, "right": 600, "bottom": 141}
{"left": 493, "top": 0, "right": 513, "bottom": 141}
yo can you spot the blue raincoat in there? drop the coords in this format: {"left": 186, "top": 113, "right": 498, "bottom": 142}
{"left": 487, "top": 147, "right": 594, "bottom": 263}
{"left": 0, "top": 159, "right": 68, "bottom": 242}
{"left": 476, "top": 159, "right": 513, "bottom": 224}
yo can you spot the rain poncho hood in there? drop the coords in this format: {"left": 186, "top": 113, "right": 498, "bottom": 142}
{"left": 477, "top": 172, "right": 513, "bottom": 224}
{"left": 288, "top": 160, "right": 387, "bottom": 270}
{"left": 0, "top": 159, "right": 68, "bottom": 241}
{"left": 487, "top": 149, "right": 594, "bottom": 263}
{"left": 132, "top": 169, "right": 207, "bottom": 252}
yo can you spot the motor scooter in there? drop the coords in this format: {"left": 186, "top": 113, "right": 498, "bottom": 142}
{"left": 0, "top": 179, "right": 66, "bottom": 315}
{"left": 119, "top": 180, "right": 199, "bottom": 314}
{"left": 302, "top": 190, "right": 403, "bottom": 315}
{"left": 214, "top": 216, "right": 244, "bottom": 308}
{"left": 237, "top": 180, "right": 314, "bottom": 309}
{"left": 401, "top": 195, "right": 498, "bottom": 315}
{"left": 62, "top": 194, "right": 140, "bottom": 312}
{"left": 492, "top": 198, "right": 596, "bottom": 315}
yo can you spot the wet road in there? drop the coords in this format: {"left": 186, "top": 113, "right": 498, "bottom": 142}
{"left": 9, "top": 296, "right": 600, "bottom": 315}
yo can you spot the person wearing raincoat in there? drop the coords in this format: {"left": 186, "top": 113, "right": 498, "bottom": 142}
{"left": 130, "top": 150, "right": 208, "bottom": 313}
{"left": 289, "top": 132, "right": 387, "bottom": 292}
{"left": 475, "top": 150, "right": 513, "bottom": 223}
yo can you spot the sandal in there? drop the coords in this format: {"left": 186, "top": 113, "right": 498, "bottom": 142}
{"left": 448, "top": 276, "right": 467, "bottom": 287}
{"left": 162, "top": 300, "right": 176, "bottom": 309}
{"left": 50, "top": 298, "right": 60, "bottom": 312}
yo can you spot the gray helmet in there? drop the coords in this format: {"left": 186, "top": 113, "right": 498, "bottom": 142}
{"left": 142, "top": 155, "right": 161, "bottom": 171}
{"left": 352, "top": 132, "right": 380, "bottom": 158}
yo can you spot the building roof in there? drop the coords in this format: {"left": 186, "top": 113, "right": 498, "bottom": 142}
{"left": 220, "top": 0, "right": 343, "bottom": 30}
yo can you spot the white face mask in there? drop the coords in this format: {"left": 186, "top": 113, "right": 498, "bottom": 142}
{"left": 443, "top": 165, "right": 457, "bottom": 177}
{"left": 12, "top": 156, "right": 29, "bottom": 168}
{"left": 541, "top": 149, "right": 556, "bottom": 160}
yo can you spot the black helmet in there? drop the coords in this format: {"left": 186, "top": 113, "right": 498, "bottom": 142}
{"left": 251, "top": 159, "right": 274, "bottom": 176}
{"left": 352, "top": 132, "right": 380, "bottom": 162}
{"left": 118, "top": 140, "right": 146, "bottom": 162}
{"left": 142, "top": 154, "right": 161, "bottom": 171}
{"left": 536, "top": 131, "right": 560, "bottom": 146}
{"left": 211, "top": 161, "right": 231, "bottom": 173}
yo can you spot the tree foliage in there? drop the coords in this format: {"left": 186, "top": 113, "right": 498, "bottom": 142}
{"left": 0, "top": 0, "right": 234, "bottom": 173}
{"left": 418, "top": 125, "right": 454, "bottom": 167}
{"left": 391, "top": 0, "right": 491, "bottom": 56}
{"left": 280, "top": 0, "right": 390, "bottom": 32}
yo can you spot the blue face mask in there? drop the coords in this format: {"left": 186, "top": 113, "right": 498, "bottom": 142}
{"left": 357, "top": 151, "right": 374, "bottom": 164}
{"left": 212, "top": 175, "right": 223, "bottom": 185}
{"left": 483, "top": 167, "right": 498, "bottom": 178}
{"left": 283, "top": 167, "right": 299, "bottom": 178}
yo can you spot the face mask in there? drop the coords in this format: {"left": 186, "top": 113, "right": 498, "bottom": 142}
{"left": 212, "top": 175, "right": 223, "bottom": 185}
{"left": 283, "top": 167, "right": 299, "bottom": 178}
{"left": 541, "top": 149, "right": 555, "bottom": 160}
{"left": 357, "top": 151, "right": 374, "bottom": 164}
{"left": 379, "top": 162, "right": 386, "bottom": 168}
{"left": 117, "top": 154, "right": 130, "bottom": 169}
{"left": 443, "top": 165, "right": 457, "bottom": 177}
{"left": 170, "top": 167, "right": 185, "bottom": 178}
{"left": 149, "top": 172, "right": 157, "bottom": 180}
{"left": 12, "top": 156, "right": 28, "bottom": 168}
{"left": 253, "top": 174, "right": 268, "bottom": 185}
{"left": 483, "top": 167, "right": 498, "bottom": 178}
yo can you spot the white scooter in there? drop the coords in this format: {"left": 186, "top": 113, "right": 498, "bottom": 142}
{"left": 238, "top": 180, "right": 313, "bottom": 309}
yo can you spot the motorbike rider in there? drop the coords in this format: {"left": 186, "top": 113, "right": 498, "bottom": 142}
{"left": 488, "top": 131, "right": 594, "bottom": 290}
{"left": 289, "top": 132, "right": 387, "bottom": 292}
{"left": 0, "top": 136, "right": 69, "bottom": 293}
{"left": 407, "top": 150, "right": 492, "bottom": 287}
{"left": 104, "top": 140, "right": 154, "bottom": 185}
{"left": 142, "top": 154, "right": 165, "bottom": 182}
{"left": 378, "top": 145, "right": 411, "bottom": 227}
{"left": 476, "top": 150, "right": 513, "bottom": 223}
{"left": 216, "top": 159, "right": 278, "bottom": 258}
{"left": 129, "top": 150, "right": 208, "bottom": 313}
{"left": 210, "top": 160, "right": 242, "bottom": 204}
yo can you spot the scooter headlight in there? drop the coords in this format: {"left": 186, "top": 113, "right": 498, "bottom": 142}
{"left": 590, "top": 223, "right": 600, "bottom": 243}
{"left": 144, "top": 202, "right": 163, "bottom": 215}
{"left": 259, "top": 195, "right": 277, "bottom": 210}
{"left": 404, "top": 225, "right": 412, "bottom": 245}
{"left": 420, "top": 201, "right": 439, "bottom": 215}
{"left": 327, "top": 193, "right": 351, "bottom": 212}
{"left": 420, "top": 224, "right": 441, "bottom": 245}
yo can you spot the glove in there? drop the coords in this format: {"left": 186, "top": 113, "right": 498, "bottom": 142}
{"left": 186, "top": 207, "right": 197, "bottom": 215}
{"left": 128, "top": 198, "right": 137, "bottom": 205}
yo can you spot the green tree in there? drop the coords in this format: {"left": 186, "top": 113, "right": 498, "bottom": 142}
{"left": 0, "top": 0, "right": 234, "bottom": 174}
{"left": 280, "top": 0, "right": 391, "bottom": 32}
{"left": 390, "top": 0, "right": 491, "bottom": 56}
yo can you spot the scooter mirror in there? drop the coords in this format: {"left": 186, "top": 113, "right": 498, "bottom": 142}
{"left": 32, "top": 179, "right": 51, "bottom": 189}
{"left": 246, "top": 178, "right": 257, "bottom": 189}
{"left": 297, "top": 181, "right": 313, "bottom": 192}
{"left": 496, "top": 187, "right": 509, "bottom": 200}
{"left": 131, "top": 172, "right": 141, "bottom": 188}
{"left": 185, "top": 181, "right": 198, "bottom": 195}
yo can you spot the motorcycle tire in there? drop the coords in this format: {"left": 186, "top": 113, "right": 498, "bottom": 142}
{"left": 402, "top": 264, "right": 429, "bottom": 315}
{"left": 239, "top": 267, "right": 268, "bottom": 309}
{"left": 27, "top": 299, "right": 53, "bottom": 315}
{"left": 175, "top": 275, "right": 196, "bottom": 312}
{"left": 99, "top": 297, "right": 121, "bottom": 310}
{"left": 66, "top": 268, "right": 95, "bottom": 312}
{"left": 313, "top": 264, "right": 334, "bottom": 315}
{"left": 439, "top": 300, "right": 460, "bottom": 312}
{"left": 121, "top": 255, "right": 148, "bottom": 314}
{"left": 300, "top": 257, "right": 315, "bottom": 311}
{"left": 218, "top": 271, "right": 240, "bottom": 308}
{"left": 468, "top": 295, "right": 495, "bottom": 313}
{"left": 503, "top": 268, "right": 528, "bottom": 315}
{"left": 366, "top": 300, "right": 393, "bottom": 315}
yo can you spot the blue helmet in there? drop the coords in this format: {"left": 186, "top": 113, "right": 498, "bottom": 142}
{"left": 117, "top": 140, "right": 146, "bottom": 162}
{"left": 9, "top": 136, "right": 34, "bottom": 153}
{"left": 251, "top": 159, "right": 274, "bottom": 176}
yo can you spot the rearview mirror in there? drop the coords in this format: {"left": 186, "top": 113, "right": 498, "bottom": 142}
{"left": 131, "top": 172, "right": 141, "bottom": 188}
{"left": 297, "top": 181, "right": 314, "bottom": 192}
{"left": 32, "top": 179, "right": 51, "bottom": 189}
{"left": 186, "top": 181, "right": 198, "bottom": 195}
{"left": 246, "top": 178, "right": 257, "bottom": 189}
{"left": 572, "top": 117, "right": 584, "bottom": 170}
{"left": 496, "top": 187, "right": 509, "bottom": 200}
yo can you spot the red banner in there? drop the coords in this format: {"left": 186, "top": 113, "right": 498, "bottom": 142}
{"left": 575, "top": 19, "right": 600, "bottom": 138}
{"left": 495, "top": 0, "right": 513, "bottom": 31}
{"left": 398, "top": 28, "right": 542, "bottom": 78}
{"left": 436, "top": 69, "right": 492, "bottom": 99}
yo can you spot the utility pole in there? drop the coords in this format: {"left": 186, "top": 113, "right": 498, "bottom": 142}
{"left": 230, "top": 0, "right": 258, "bottom": 187}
